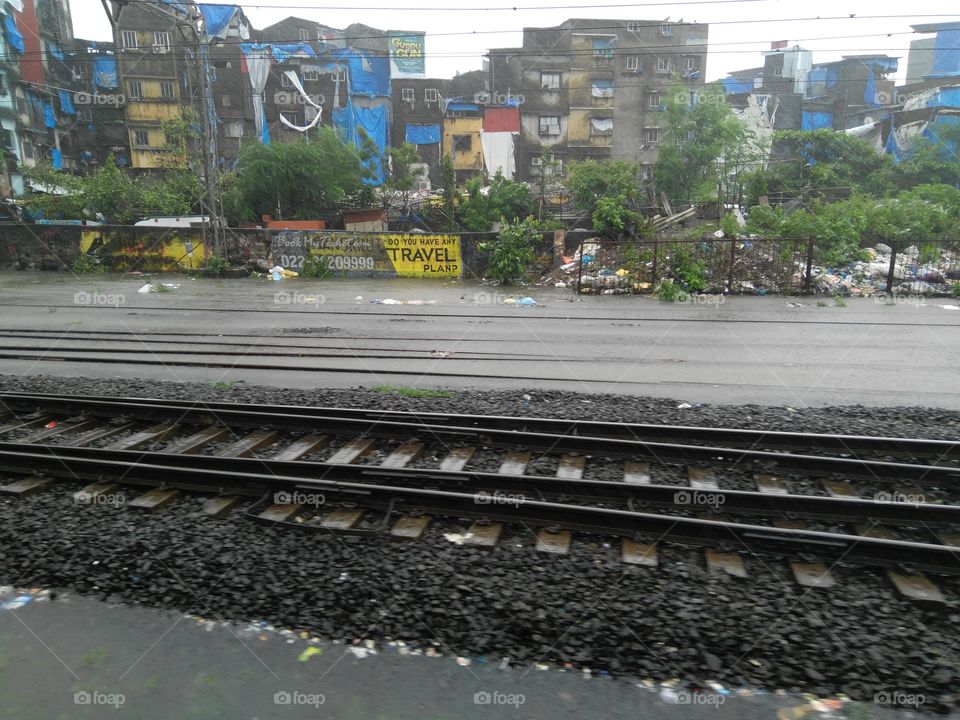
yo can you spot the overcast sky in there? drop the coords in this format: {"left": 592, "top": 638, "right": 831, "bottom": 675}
{"left": 68, "top": 0, "right": 957, "bottom": 82}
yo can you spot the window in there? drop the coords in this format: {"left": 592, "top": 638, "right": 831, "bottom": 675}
{"left": 424, "top": 87, "right": 438, "bottom": 102}
{"left": 648, "top": 93, "right": 661, "bottom": 108}
{"left": 281, "top": 73, "right": 294, "bottom": 88}
{"left": 0, "top": 74, "right": 6, "bottom": 97}
{"left": 280, "top": 111, "right": 300, "bottom": 126}
{"left": 21, "top": 139, "right": 33, "bottom": 159}
{"left": 133, "top": 129, "right": 149, "bottom": 147}
{"left": 153, "top": 31, "right": 170, "bottom": 52}
{"left": 656, "top": 57, "right": 671, "bottom": 74}
{"left": 299, "top": 28, "right": 309, "bottom": 41}
{"left": 540, "top": 72, "right": 560, "bottom": 90}
{"left": 127, "top": 80, "right": 143, "bottom": 99}
{"left": 773, "top": 67, "right": 783, "bottom": 77}
{"left": 73, "top": 63, "right": 87, "bottom": 79}
{"left": 644, "top": 127, "right": 660, "bottom": 143}
{"left": 160, "top": 80, "right": 175, "bottom": 99}
{"left": 401, "top": 87, "right": 415, "bottom": 102}
{"left": 332, "top": 67, "right": 347, "bottom": 82}
{"left": 660, "top": 24, "right": 673, "bottom": 36}
{"left": 121, "top": 31, "right": 138, "bottom": 50}
{"left": 626, "top": 21, "right": 641, "bottom": 32}
{"left": 539, "top": 115, "right": 560, "bottom": 136}
{"left": 684, "top": 56, "right": 700, "bottom": 72}
{"left": 641, "top": 164, "right": 652, "bottom": 180}
{"left": 16, "top": 94, "right": 27, "bottom": 116}
{"left": 452, "top": 134, "right": 472, "bottom": 152}
{"left": 305, "top": 105, "right": 319, "bottom": 123}
{"left": 225, "top": 121, "right": 243, "bottom": 138}
{"left": 78, "top": 109, "right": 92, "bottom": 121}
{"left": 303, "top": 68, "right": 319, "bottom": 81}
{"left": 221, "top": 95, "right": 231, "bottom": 107}
{"left": 626, "top": 56, "right": 640, "bottom": 71}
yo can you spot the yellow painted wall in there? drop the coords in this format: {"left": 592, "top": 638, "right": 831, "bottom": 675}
{"left": 567, "top": 109, "right": 592, "bottom": 143}
{"left": 442, "top": 117, "right": 483, "bottom": 171}
{"left": 80, "top": 229, "right": 206, "bottom": 271}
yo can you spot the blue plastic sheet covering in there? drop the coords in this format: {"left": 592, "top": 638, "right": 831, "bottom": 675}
{"left": 445, "top": 102, "right": 478, "bottom": 113}
{"left": 43, "top": 102, "right": 56, "bottom": 128}
{"left": 721, "top": 76, "right": 753, "bottom": 94}
{"left": 333, "top": 106, "right": 356, "bottom": 144}
{"left": 158, "top": 0, "right": 190, "bottom": 16}
{"left": 271, "top": 43, "right": 316, "bottom": 63}
{"left": 925, "top": 86, "right": 960, "bottom": 108}
{"left": 866, "top": 57, "right": 898, "bottom": 74}
{"left": 198, "top": 4, "right": 236, "bottom": 38}
{"left": 93, "top": 56, "right": 118, "bottom": 89}
{"left": 58, "top": 89, "right": 75, "bottom": 115}
{"left": 49, "top": 43, "right": 64, "bottom": 60}
{"left": 927, "top": 30, "right": 960, "bottom": 78}
{"left": 864, "top": 66, "right": 879, "bottom": 108}
{"left": 922, "top": 114, "right": 960, "bottom": 159}
{"left": 801, "top": 110, "right": 833, "bottom": 131}
{"left": 4, "top": 13, "right": 24, "bottom": 54}
{"left": 331, "top": 48, "right": 390, "bottom": 96}
{"left": 28, "top": 93, "right": 43, "bottom": 121}
{"left": 405, "top": 123, "right": 441, "bottom": 145}
{"left": 51, "top": 148, "right": 61, "bottom": 169}
{"left": 356, "top": 105, "right": 387, "bottom": 185}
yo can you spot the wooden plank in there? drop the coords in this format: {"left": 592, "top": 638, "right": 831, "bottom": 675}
{"left": 321, "top": 509, "right": 364, "bottom": 529}
{"left": 621, "top": 540, "right": 658, "bottom": 567}
{"left": 623, "top": 461, "right": 651, "bottom": 484}
{"left": 381, "top": 442, "right": 425, "bottom": 469}
{"left": 215, "top": 429, "right": 280, "bottom": 458}
{"left": 687, "top": 466, "right": 719, "bottom": 490}
{"left": 556, "top": 455, "right": 585, "bottom": 480}
{"left": 105, "top": 424, "right": 180, "bottom": 450}
{"left": 464, "top": 522, "right": 502, "bottom": 547}
{"left": 128, "top": 488, "right": 179, "bottom": 511}
{"left": 65, "top": 421, "right": 138, "bottom": 447}
{"left": 0, "top": 477, "right": 52, "bottom": 496}
{"left": 535, "top": 529, "right": 572, "bottom": 555}
{"left": 498, "top": 451, "right": 530, "bottom": 476}
{"left": 440, "top": 447, "right": 476, "bottom": 472}
{"left": 203, "top": 496, "right": 240, "bottom": 518}
{"left": 272, "top": 434, "right": 330, "bottom": 461}
{"left": 887, "top": 571, "right": 946, "bottom": 607}
{"left": 822, "top": 480, "right": 858, "bottom": 498}
{"left": 73, "top": 482, "right": 119, "bottom": 504}
{"left": 258, "top": 503, "right": 302, "bottom": 522}
{"left": 165, "top": 426, "right": 229, "bottom": 454}
{"left": 773, "top": 519, "right": 808, "bottom": 530}
{"left": 705, "top": 548, "right": 747, "bottom": 578}
{"left": 325, "top": 438, "right": 376, "bottom": 465}
{"left": 790, "top": 562, "right": 836, "bottom": 589}
{"left": 854, "top": 524, "right": 896, "bottom": 540}
{"left": 23, "top": 419, "right": 99, "bottom": 443}
{"left": 391, "top": 515, "right": 431, "bottom": 540}
{"left": 755, "top": 474, "right": 789, "bottom": 494}
{"left": 0, "top": 416, "right": 51, "bottom": 435}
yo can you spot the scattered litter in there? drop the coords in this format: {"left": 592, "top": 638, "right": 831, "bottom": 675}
{"left": 430, "top": 350, "right": 455, "bottom": 358}
{"left": 138, "top": 283, "right": 152, "bottom": 294}
{"left": 44, "top": 421, "right": 57, "bottom": 429}
{"left": 443, "top": 532, "right": 473, "bottom": 545}
{"left": 554, "top": 282, "right": 566, "bottom": 287}
{"left": 138, "top": 282, "right": 180, "bottom": 293}
{"left": 0, "top": 595, "right": 33, "bottom": 611}
{"left": 516, "top": 297, "right": 537, "bottom": 306}
{"left": 381, "top": 299, "right": 402, "bottom": 305}
{"left": 676, "top": 403, "right": 693, "bottom": 409}
{"left": 269, "top": 266, "right": 299, "bottom": 280}
{"left": 348, "top": 646, "right": 375, "bottom": 659}
{"left": 455, "top": 657, "right": 472, "bottom": 666}
{"left": 498, "top": 657, "right": 511, "bottom": 671}
{"left": 354, "top": 296, "right": 363, "bottom": 300}
{"left": 298, "top": 647, "right": 322, "bottom": 662}
{"left": 940, "top": 305, "right": 960, "bottom": 311}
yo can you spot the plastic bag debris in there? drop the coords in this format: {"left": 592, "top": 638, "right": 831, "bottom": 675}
{"left": 269, "top": 266, "right": 299, "bottom": 280}
{"left": 1, "top": 595, "right": 33, "bottom": 610}
{"left": 516, "top": 297, "right": 537, "bottom": 306}
{"left": 298, "top": 647, "right": 322, "bottom": 662}
{"left": 940, "top": 305, "right": 959, "bottom": 311}
{"left": 676, "top": 403, "right": 693, "bottom": 409}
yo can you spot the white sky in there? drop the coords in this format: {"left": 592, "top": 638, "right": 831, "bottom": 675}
{"left": 69, "top": 0, "right": 958, "bottom": 82}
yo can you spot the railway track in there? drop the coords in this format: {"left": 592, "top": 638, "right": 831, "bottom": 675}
{"left": 0, "top": 392, "right": 958, "bottom": 602}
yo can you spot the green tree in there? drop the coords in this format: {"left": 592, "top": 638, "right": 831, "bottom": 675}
{"left": 487, "top": 171, "right": 535, "bottom": 224}
{"left": 567, "top": 159, "right": 642, "bottom": 237}
{"left": 233, "top": 129, "right": 366, "bottom": 220}
{"left": 440, "top": 154, "right": 457, "bottom": 229}
{"left": 482, "top": 216, "right": 539, "bottom": 284}
{"left": 653, "top": 80, "right": 748, "bottom": 204}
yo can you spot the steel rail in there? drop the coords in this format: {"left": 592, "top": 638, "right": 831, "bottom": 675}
{"left": 4, "top": 391, "right": 956, "bottom": 458}
{"left": 3, "top": 442, "right": 957, "bottom": 527}
{"left": 1, "top": 445, "right": 957, "bottom": 575}
{"left": 1, "top": 393, "right": 958, "bottom": 480}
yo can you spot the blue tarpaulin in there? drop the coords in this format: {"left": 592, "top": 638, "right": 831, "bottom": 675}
{"left": 405, "top": 123, "right": 441, "bottom": 145}
{"left": 356, "top": 105, "right": 387, "bottom": 184}
{"left": 51, "top": 148, "right": 61, "bottom": 169}
{"left": 198, "top": 4, "right": 236, "bottom": 38}
{"left": 927, "top": 30, "right": 960, "bottom": 78}
{"left": 271, "top": 43, "right": 316, "bottom": 63}
{"left": 43, "top": 102, "right": 56, "bottom": 128}
{"left": 922, "top": 114, "right": 960, "bottom": 159}
{"left": 721, "top": 76, "right": 753, "bottom": 94}
{"left": 801, "top": 111, "right": 833, "bottom": 131}
{"left": 4, "top": 14, "right": 24, "bottom": 54}
{"left": 93, "top": 56, "right": 118, "bottom": 89}
{"left": 49, "top": 43, "right": 64, "bottom": 60}
{"left": 332, "top": 48, "right": 390, "bottom": 96}
{"left": 333, "top": 106, "right": 356, "bottom": 144}
{"left": 865, "top": 66, "right": 879, "bottom": 107}
{"left": 445, "top": 102, "right": 478, "bottom": 113}
{"left": 58, "top": 89, "right": 75, "bottom": 115}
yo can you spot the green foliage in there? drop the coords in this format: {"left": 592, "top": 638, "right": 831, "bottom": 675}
{"left": 655, "top": 279, "right": 687, "bottom": 302}
{"left": 719, "top": 213, "right": 740, "bottom": 238}
{"left": 653, "top": 81, "right": 749, "bottom": 204}
{"left": 373, "top": 385, "right": 454, "bottom": 399}
{"left": 891, "top": 129, "right": 960, "bottom": 191}
{"left": 952, "top": 284, "right": 960, "bottom": 298}
{"left": 568, "top": 160, "right": 642, "bottom": 237}
{"left": 204, "top": 255, "right": 230, "bottom": 275}
{"left": 456, "top": 172, "right": 535, "bottom": 232}
{"left": 460, "top": 177, "right": 493, "bottom": 231}
{"left": 665, "top": 245, "right": 707, "bottom": 291}
{"left": 863, "top": 194, "right": 957, "bottom": 251}
{"left": 482, "top": 216, "right": 539, "bottom": 285}
{"left": 232, "top": 129, "right": 366, "bottom": 220}
{"left": 384, "top": 142, "right": 424, "bottom": 211}
{"left": 440, "top": 154, "right": 457, "bottom": 225}
{"left": 71, "top": 254, "right": 105, "bottom": 274}
{"left": 300, "top": 255, "right": 332, "bottom": 278}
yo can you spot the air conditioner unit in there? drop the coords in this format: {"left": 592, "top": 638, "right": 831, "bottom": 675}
{"left": 153, "top": 45, "right": 169, "bottom": 54}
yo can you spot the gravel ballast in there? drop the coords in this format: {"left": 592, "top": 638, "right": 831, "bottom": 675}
{"left": 0, "top": 374, "right": 957, "bottom": 714}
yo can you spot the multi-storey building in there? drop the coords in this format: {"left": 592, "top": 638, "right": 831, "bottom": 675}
{"left": 489, "top": 18, "right": 708, "bottom": 182}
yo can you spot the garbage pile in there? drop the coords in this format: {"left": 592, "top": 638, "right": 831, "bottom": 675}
{"left": 539, "top": 240, "right": 639, "bottom": 295}
{"left": 811, "top": 244, "right": 960, "bottom": 296}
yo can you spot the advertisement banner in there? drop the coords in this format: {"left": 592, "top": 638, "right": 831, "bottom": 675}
{"left": 273, "top": 231, "right": 460, "bottom": 278}
{"left": 388, "top": 31, "right": 426, "bottom": 79}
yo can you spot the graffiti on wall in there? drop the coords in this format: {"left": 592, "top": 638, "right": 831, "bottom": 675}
{"left": 272, "top": 231, "right": 461, "bottom": 278}
{"left": 80, "top": 229, "right": 207, "bottom": 271}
